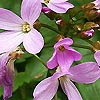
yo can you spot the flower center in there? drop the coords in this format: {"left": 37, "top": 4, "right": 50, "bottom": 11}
{"left": 44, "top": 0, "right": 50, "bottom": 5}
{"left": 22, "top": 22, "right": 31, "bottom": 33}
{"left": 59, "top": 45, "right": 65, "bottom": 52}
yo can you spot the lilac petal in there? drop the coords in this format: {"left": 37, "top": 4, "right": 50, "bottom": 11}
{"left": 94, "top": 50, "right": 100, "bottom": 66}
{"left": 21, "top": 0, "right": 42, "bottom": 25}
{"left": 33, "top": 77, "right": 59, "bottom": 100}
{"left": 23, "top": 29, "right": 44, "bottom": 54}
{"left": 60, "top": 79, "right": 82, "bottom": 100}
{"left": 3, "top": 59, "right": 15, "bottom": 100}
{"left": 47, "top": 51, "right": 58, "bottom": 69}
{"left": 64, "top": 47, "right": 82, "bottom": 61}
{"left": 57, "top": 50, "right": 74, "bottom": 72}
{"left": 70, "top": 62, "right": 100, "bottom": 84}
{"left": 0, "top": 8, "right": 23, "bottom": 31}
{"left": 48, "top": 1, "right": 74, "bottom": 13}
{"left": 50, "top": 0, "right": 68, "bottom": 3}
{"left": 54, "top": 38, "right": 73, "bottom": 49}
{"left": 3, "top": 84, "right": 13, "bottom": 100}
{"left": 0, "top": 31, "right": 23, "bottom": 53}
{"left": 0, "top": 53, "right": 9, "bottom": 86}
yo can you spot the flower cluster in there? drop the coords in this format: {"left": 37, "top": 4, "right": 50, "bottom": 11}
{"left": 0, "top": 0, "right": 100, "bottom": 100}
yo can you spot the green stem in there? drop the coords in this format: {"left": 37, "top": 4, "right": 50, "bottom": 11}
{"left": 72, "top": 44, "right": 92, "bottom": 50}
{"left": 84, "top": 39, "right": 94, "bottom": 45}
{"left": 41, "top": 23, "right": 62, "bottom": 34}
{"left": 33, "top": 54, "right": 47, "bottom": 68}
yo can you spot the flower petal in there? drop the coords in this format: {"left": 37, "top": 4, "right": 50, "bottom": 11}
{"left": 60, "top": 79, "right": 82, "bottom": 100}
{"left": 57, "top": 50, "right": 74, "bottom": 72}
{"left": 33, "top": 77, "right": 59, "bottom": 100}
{"left": 23, "top": 29, "right": 44, "bottom": 54}
{"left": 50, "top": 0, "right": 68, "bottom": 3}
{"left": 47, "top": 51, "right": 58, "bottom": 69}
{"left": 21, "top": 0, "right": 42, "bottom": 24}
{"left": 48, "top": 1, "right": 74, "bottom": 13}
{"left": 0, "top": 8, "right": 23, "bottom": 30}
{"left": 54, "top": 38, "right": 73, "bottom": 49}
{"left": 94, "top": 50, "right": 100, "bottom": 66}
{"left": 64, "top": 47, "right": 82, "bottom": 61}
{"left": 0, "top": 31, "right": 23, "bottom": 53}
{"left": 70, "top": 62, "right": 100, "bottom": 84}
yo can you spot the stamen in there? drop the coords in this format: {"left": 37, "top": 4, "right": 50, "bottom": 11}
{"left": 44, "top": 0, "right": 50, "bottom": 5}
{"left": 22, "top": 22, "right": 31, "bottom": 33}
{"left": 59, "top": 45, "right": 65, "bottom": 52}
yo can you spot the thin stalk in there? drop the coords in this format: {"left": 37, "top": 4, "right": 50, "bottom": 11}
{"left": 41, "top": 23, "right": 62, "bottom": 34}
{"left": 33, "top": 54, "right": 47, "bottom": 68}
{"left": 72, "top": 44, "right": 92, "bottom": 50}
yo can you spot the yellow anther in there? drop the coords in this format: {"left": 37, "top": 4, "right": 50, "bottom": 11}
{"left": 22, "top": 23, "right": 31, "bottom": 33}
{"left": 59, "top": 45, "right": 65, "bottom": 52}
{"left": 44, "top": 0, "right": 50, "bottom": 5}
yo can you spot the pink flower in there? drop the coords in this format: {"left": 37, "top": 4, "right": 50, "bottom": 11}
{"left": 0, "top": 0, "right": 44, "bottom": 54}
{"left": 33, "top": 62, "right": 100, "bottom": 100}
{"left": 0, "top": 47, "right": 24, "bottom": 100}
{"left": 41, "top": 0, "right": 74, "bottom": 13}
{"left": 93, "top": 0, "right": 100, "bottom": 15}
{"left": 94, "top": 50, "right": 100, "bottom": 66}
{"left": 0, "top": 53, "right": 14, "bottom": 100}
{"left": 47, "top": 38, "right": 82, "bottom": 72}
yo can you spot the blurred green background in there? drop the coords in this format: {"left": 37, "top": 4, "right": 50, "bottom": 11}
{"left": 0, "top": 0, "right": 100, "bottom": 100}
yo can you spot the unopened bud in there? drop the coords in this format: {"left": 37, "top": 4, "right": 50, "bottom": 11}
{"left": 81, "top": 3, "right": 95, "bottom": 12}
{"left": 85, "top": 9, "right": 99, "bottom": 20}
{"left": 78, "top": 29, "right": 94, "bottom": 39}
{"left": 41, "top": 6, "right": 58, "bottom": 20}
{"left": 42, "top": 7, "right": 51, "bottom": 13}
{"left": 33, "top": 20, "right": 41, "bottom": 31}
{"left": 92, "top": 41, "right": 100, "bottom": 52}
{"left": 83, "top": 22, "right": 99, "bottom": 30}
{"left": 56, "top": 18, "right": 67, "bottom": 28}
{"left": 56, "top": 34, "right": 64, "bottom": 41}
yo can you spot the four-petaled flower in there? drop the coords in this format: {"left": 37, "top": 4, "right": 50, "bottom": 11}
{"left": 0, "top": 0, "right": 44, "bottom": 54}
{"left": 41, "top": 0, "right": 74, "bottom": 13}
{"left": 33, "top": 62, "right": 100, "bottom": 100}
{"left": 47, "top": 38, "right": 82, "bottom": 72}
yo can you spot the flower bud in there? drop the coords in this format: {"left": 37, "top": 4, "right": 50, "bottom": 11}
{"left": 56, "top": 18, "right": 67, "bottom": 29}
{"left": 41, "top": 6, "right": 58, "bottom": 20}
{"left": 33, "top": 20, "right": 41, "bottom": 31}
{"left": 83, "top": 22, "right": 99, "bottom": 30}
{"left": 78, "top": 29, "right": 94, "bottom": 39}
{"left": 81, "top": 3, "right": 95, "bottom": 12}
{"left": 92, "top": 41, "right": 100, "bottom": 52}
{"left": 85, "top": 9, "right": 99, "bottom": 20}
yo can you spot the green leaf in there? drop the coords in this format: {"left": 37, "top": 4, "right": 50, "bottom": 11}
{"left": 76, "top": 79, "right": 100, "bottom": 100}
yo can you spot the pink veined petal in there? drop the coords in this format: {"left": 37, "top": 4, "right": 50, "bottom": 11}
{"left": 0, "top": 53, "right": 9, "bottom": 86}
{"left": 33, "top": 77, "right": 59, "bottom": 100}
{"left": 70, "top": 62, "right": 100, "bottom": 84}
{"left": 64, "top": 46, "right": 82, "bottom": 61}
{"left": 21, "top": 0, "right": 42, "bottom": 25}
{"left": 94, "top": 50, "right": 100, "bottom": 66}
{"left": 48, "top": 1, "right": 74, "bottom": 13}
{"left": 57, "top": 50, "right": 74, "bottom": 72}
{"left": 0, "top": 31, "right": 23, "bottom": 53}
{"left": 23, "top": 28, "right": 44, "bottom": 54}
{"left": 3, "top": 59, "right": 15, "bottom": 100}
{"left": 50, "top": 0, "right": 68, "bottom": 3}
{"left": 47, "top": 50, "right": 58, "bottom": 69}
{"left": 0, "top": 8, "right": 23, "bottom": 31}
{"left": 60, "top": 78, "right": 83, "bottom": 100}
{"left": 54, "top": 38, "right": 73, "bottom": 49}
